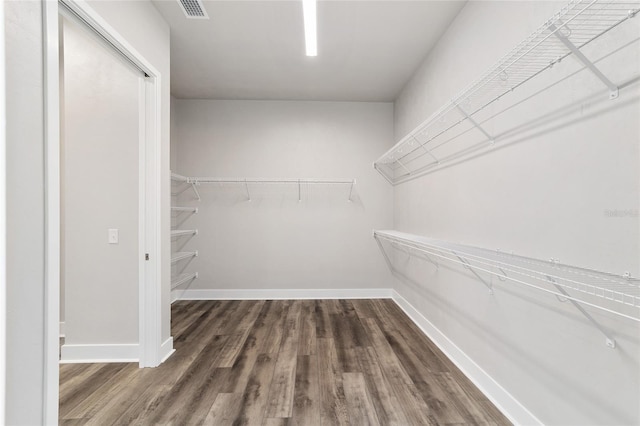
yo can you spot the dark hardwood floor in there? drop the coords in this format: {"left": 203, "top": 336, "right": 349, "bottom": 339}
{"left": 59, "top": 299, "right": 511, "bottom": 425}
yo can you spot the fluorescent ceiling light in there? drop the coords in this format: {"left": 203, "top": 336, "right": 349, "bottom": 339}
{"left": 303, "top": 0, "right": 317, "bottom": 56}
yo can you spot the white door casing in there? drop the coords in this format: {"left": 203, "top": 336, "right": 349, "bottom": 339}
{"left": 43, "top": 0, "right": 165, "bottom": 424}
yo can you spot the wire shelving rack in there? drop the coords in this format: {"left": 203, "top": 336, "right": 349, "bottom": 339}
{"left": 171, "top": 172, "right": 199, "bottom": 297}
{"left": 374, "top": 230, "right": 640, "bottom": 347}
{"left": 373, "top": 0, "right": 640, "bottom": 185}
{"left": 172, "top": 174, "right": 356, "bottom": 202}
{"left": 171, "top": 229, "right": 198, "bottom": 238}
{"left": 171, "top": 251, "right": 198, "bottom": 264}
{"left": 171, "top": 272, "right": 199, "bottom": 290}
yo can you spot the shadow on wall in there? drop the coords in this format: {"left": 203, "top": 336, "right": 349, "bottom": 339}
{"left": 389, "top": 261, "right": 630, "bottom": 423}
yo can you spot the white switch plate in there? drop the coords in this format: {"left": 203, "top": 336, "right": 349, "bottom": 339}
{"left": 108, "top": 228, "right": 119, "bottom": 244}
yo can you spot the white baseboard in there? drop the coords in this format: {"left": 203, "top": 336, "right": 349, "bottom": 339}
{"left": 391, "top": 290, "right": 542, "bottom": 426}
{"left": 159, "top": 337, "right": 175, "bottom": 364}
{"left": 171, "top": 289, "right": 181, "bottom": 304}
{"left": 59, "top": 321, "right": 65, "bottom": 338}
{"left": 173, "top": 288, "right": 393, "bottom": 300}
{"left": 60, "top": 343, "right": 139, "bottom": 364}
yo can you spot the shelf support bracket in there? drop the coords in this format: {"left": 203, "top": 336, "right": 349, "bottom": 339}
{"left": 454, "top": 251, "right": 493, "bottom": 294}
{"left": 396, "top": 159, "right": 412, "bottom": 176}
{"left": 417, "top": 250, "right": 439, "bottom": 269}
{"left": 373, "top": 163, "right": 395, "bottom": 185}
{"left": 546, "top": 276, "right": 616, "bottom": 348}
{"left": 374, "top": 235, "right": 396, "bottom": 274}
{"left": 549, "top": 23, "right": 619, "bottom": 99}
{"left": 188, "top": 180, "right": 201, "bottom": 201}
{"left": 413, "top": 136, "right": 440, "bottom": 165}
{"left": 455, "top": 104, "right": 494, "bottom": 144}
{"left": 497, "top": 266, "right": 508, "bottom": 281}
{"left": 348, "top": 179, "right": 355, "bottom": 201}
{"left": 244, "top": 179, "right": 251, "bottom": 202}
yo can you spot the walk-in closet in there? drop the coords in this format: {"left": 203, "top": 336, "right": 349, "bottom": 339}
{"left": 3, "top": 0, "right": 640, "bottom": 425}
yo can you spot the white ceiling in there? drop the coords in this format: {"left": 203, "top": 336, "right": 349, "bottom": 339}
{"left": 151, "top": 0, "right": 466, "bottom": 101}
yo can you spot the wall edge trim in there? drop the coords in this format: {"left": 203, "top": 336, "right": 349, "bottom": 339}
{"left": 391, "top": 289, "right": 542, "bottom": 426}
{"left": 173, "top": 288, "right": 393, "bottom": 300}
{"left": 159, "top": 337, "right": 175, "bottom": 363}
{"left": 59, "top": 343, "right": 139, "bottom": 364}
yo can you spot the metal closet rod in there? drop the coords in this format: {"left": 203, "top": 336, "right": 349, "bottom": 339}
{"left": 188, "top": 178, "right": 355, "bottom": 184}
{"left": 374, "top": 230, "right": 640, "bottom": 348}
{"left": 171, "top": 172, "right": 356, "bottom": 201}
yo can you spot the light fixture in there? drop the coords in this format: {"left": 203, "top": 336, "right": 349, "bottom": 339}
{"left": 302, "top": 0, "right": 317, "bottom": 56}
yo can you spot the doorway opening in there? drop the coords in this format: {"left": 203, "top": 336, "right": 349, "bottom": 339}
{"left": 43, "top": 1, "right": 165, "bottom": 423}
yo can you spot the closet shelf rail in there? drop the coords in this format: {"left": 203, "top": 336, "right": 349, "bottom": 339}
{"left": 374, "top": 230, "right": 640, "bottom": 334}
{"left": 172, "top": 176, "right": 357, "bottom": 202}
{"left": 171, "top": 272, "right": 198, "bottom": 290}
{"left": 171, "top": 229, "right": 198, "bottom": 238}
{"left": 171, "top": 206, "right": 198, "bottom": 214}
{"left": 373, "top": 0, "right": 640, "bottom": 185}
{"left": 171, "top": 251, "right": 198, "bottom": 264}
{"left": 172, "top": 172, "right": 201, "bottom": 200}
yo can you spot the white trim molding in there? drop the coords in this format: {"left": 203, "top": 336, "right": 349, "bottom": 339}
{"left": 172, "top": 288, "right": 393, "bottom": 301}
{"left": 59, "top": 322, "right": 66, "bottom": 338}
{"left": 60, "top": 343, "right": 139, "bottom": 364}
{"left": 0, "top": 2, "right": 6, "bottom": 421}
{"left": 391, "top": 290, "right": 542, "bottom": 426}
{"left": 43, "top": 1, "right": 61, "bottom": 423}
{"left": 159, "top": 337, "right": 175, "bottom": 363}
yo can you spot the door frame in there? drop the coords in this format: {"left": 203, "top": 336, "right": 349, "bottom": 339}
{"left": 43, "top": 0, "right": 164, "bottom": 423}
{"left": 0, "top": 2, "right": 5, "bottom": 423}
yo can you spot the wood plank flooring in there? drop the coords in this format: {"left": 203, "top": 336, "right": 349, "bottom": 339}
{"left": 59, "top": 299, "right": 511, "bottom": 425}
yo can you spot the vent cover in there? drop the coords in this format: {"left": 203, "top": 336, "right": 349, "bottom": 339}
{"left": 177, "top": 0, "right": 209, "bottom": 19}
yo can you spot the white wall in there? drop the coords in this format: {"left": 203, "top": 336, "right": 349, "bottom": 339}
{"left": 4, "top": 0, "right": 171, "bottom": 422}
{"left": 59, "top": 15, "right": 66, "bottom": 331}
{"left": 87, "top": 0, "right": 172, "bottom": 344}
{"left": 170, "top": 95, "right": 179, "bottom": 170}
{"left": 61, "top": 16, "right": 140, "bottom": 350}
{"left": 173, "top": 100, "right": 394, "bottom": 295}
{"left": 0, "top": 2, "right": 6, "bottom": 421}
{"left": 4, "top": 1, "right": 46, "bottom": 423}
{"left": 392, "top": 1, "right": 640, "bottom": 425}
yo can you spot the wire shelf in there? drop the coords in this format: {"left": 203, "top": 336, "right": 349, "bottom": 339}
{"left": 171, "top": 272, "right": 198, "bottom": 290}
{"left": 171, "top": 206, "right": 198, "bottom": 213}
{"left": 171, "top": 172, "right": 188, "bottom": 182}
{"left": 171, "top": 175, "right": 357, "bottom": 202}
{"left": 171, "top": 251, "right": 198, "bottom": 264}
{"left": 374, "top": 0, "right": 640, "bottom": 185}
{"left": 374, "top": 230, "right": 640, "bottom": 323}
{"left": 189, "top": 178, "right": 355, "bottom": 185}
{"left": 171, "top": 229, "right": 198, "bottom": 238}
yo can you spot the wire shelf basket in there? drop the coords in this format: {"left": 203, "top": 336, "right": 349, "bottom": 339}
{"left": 374, "top": 0, "right": 640, "bottom": 185}
{"left": 374, "top": 230, "right": 640, "bottom": 323}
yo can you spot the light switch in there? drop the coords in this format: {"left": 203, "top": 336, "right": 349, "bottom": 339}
{"left": 108, "top": 228, "right": 119, "bottom": 244}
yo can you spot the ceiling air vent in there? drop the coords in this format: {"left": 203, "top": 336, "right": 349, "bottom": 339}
{"left": 177, "top": 0, "right": 209, "bottom": 19}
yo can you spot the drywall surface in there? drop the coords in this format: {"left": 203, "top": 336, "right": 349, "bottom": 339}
{"left": 59, "top": 15, "right": 66, "bottom": 329}
{"left": 173, "top": 100, "right": 394, "bottom": 293}
{"left": 88, "top": 0, "right": 172, "bottom": 344}
{"left": 4, "top": 1, "right": 45, "bottom": 423}
{"left": 62, "top": 16, "right": 140, "bottom": 347}
{"left": 392, "top": 1, "right": 640, "bottom": 425}
{"left": 171, "top": 95, "right": 179, "bottom": 170}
